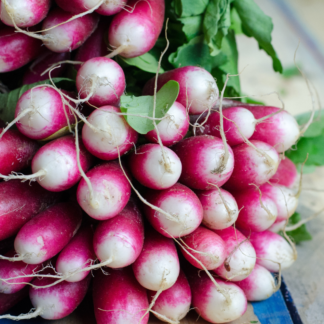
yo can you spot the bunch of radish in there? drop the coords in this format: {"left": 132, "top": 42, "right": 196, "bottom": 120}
{"left": 0, "top": 0, "right": 306, "bottom": 323}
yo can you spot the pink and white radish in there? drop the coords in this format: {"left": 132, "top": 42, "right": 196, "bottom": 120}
{"left": 268, "top": 220, "right": 286, "bottom": 233}
{"left": 108, "top": 0, "right": 165, "bottom": 58}
{"left": 196, "top": 107, "right": 256, "bottom": 146}
{"left": 260, "top": 183, "right": 298, "bottom": 222}
{"left": 2, "top": 202, "right": 82, "bottom": 264}
{"left": 172, "top": 135, "right": 234, "bottom": 190}
{"left": 236, "top": 264, "right": 276, "bottom": 301}
{"left": 148, "top": 270, "right": 191, "bottom": 323}
{"left": 270, "top": 157, "right": 298, "bottom": 188}
{"left": 214, "top": 227, "right": 256, "bottom": 281}
{"left": 142, "top": 183, "right": 203, "bottom": 238}
{"left": 0, "top": 129, "right": 39, "bottom": 175}
{"left": 129, "top": 144, "right": 182, "bottom": 190}
{"left": 196, "top": 188, "right": 239, "bottom": 230}
{"left": 14, "top": 86, "right": 74, "bottom": 140}
{"left": 0, "top": 0, "right": 51, "bottom": 27}
{"left": 0, "top": 250, "right": 41, "bottom": 294}
{"left": 93, "top": 267, "right": 149, "bottom": 324}
{"left": 56, "top": 226, "right": 95, "bottom": 283}
{"left": 76, "top": 57, "right": 126, "bottom": 107}
{"left": 42, "top": 8, "right": 99, "bottom": 53}
{"left": 82, "top": 106, "right": 137, "bottom": 160}
{"left": 232, "top": 188, "right": 278, "bottom": 232}
{"left": 93, "top": 201, "right": 144, "bottom": 268}
{"left": 77, "top": 162, "right": 131, "bottom": 220}
{"left": 246, "top": 106, "right": 300, "bottom": 153}
{"left": 144, "top": 101, "right": 189, "bottom": 146}
{"left": 132, "top": 229, "right": 180, "bottom": 291}
{"left": 180, "top": 226, "right": 226, "bottom": 270}
{"left": 224, "top": 140, "right": 280, "bottom": 191}
{"left": 0, "top": 180, "right": 61, "bottom": 241}
{"left": 143, "top": 66, "right": 219, "bottom": 115}
{"left": 0, "top": 26, "right": 42, "bottom": 72}
{"left": 188, "top": 269, "right": 247, "bottom": 323}
{"left": 23, "top": 50, "right": 71, "bottom": 84}
{"left": 0, "top": 287, "right": 28, "bottom": 315}
{"left": 243, "top": 230, "right": 296, "bottom": 272}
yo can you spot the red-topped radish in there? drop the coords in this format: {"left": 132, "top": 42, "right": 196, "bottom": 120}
{"left": 129, "top": 144, "right": 182, "bottom": 190}
{"left": 143, "top": 66, "right": 218, "bottom": 115}
{"left": 270, "top": 157, "right": 298, "bottom": 188}
{"left": 172, "top": 135, "right": 234, "bottom": 190}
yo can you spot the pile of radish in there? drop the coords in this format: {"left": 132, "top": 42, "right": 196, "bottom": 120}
{"left": 0, "top": 0, "right": 307, "bottom": 323}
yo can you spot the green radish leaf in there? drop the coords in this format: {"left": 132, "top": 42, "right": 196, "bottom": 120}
{"left": 233, "top": 0, "right": 283, "bottom": 73}
{"left": 120, "top": 80, "right": 180, "bottom": 134}
{"left": 174, "top": 0, "right": 209, "bottom": 17}
{"left": 0, "top": 78, "right": 75, "bottom": 124}
{"left": 179, "top": 15, "right": 204, "bottom": 41}
{"left": 295, "top": 110, "right": 324, "bottom": 138}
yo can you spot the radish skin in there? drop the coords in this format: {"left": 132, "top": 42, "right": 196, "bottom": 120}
{"left": 0, "top": 129, "right": 39, "bottom": 175}
{"left": 268, "top": 220, "right": 286, "bottom": 233}
{"left": 0, "top": 180, "right": 61, "bottom": 241}
{"left": 13, "top": 202, "right": 82, "bottom": 264}
{"left": 77, "top": 162, "right": 131, "bottom": 220}
{"left": 0, "top": 287, "right": 28, "bottom": 315}
{"left": 172, "top": 135, "right": 234, "bottom": 190}
{"left": 142, "top": 183, "right": 203, "bottom": 238}
{"left": 270, "top": 157, "right": 298, "bottom": 188}
{"left": 93, "top": 267, "right": 149, "bottom": 324}
{"left": 56, "top": 227, "right": 95, "bottom": 283}
{"left": 129, "top": 144, "right": 182, "bottom": 190}
{"left": 196, "top": 188, "right": 239, "bottom": 230}
{"left": 143, "top": 66, "right": 219, "bottom": 115}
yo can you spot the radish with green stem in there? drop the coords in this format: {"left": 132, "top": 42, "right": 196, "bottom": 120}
{"left": 129, "top": 144, "right": 182, "bottom": 190}
{"left": 0, "top": 180, "right": 62, "bottom": 241}
{"left": 82, "top": 106, "right": 137, "bottom": 160}
{"left": 196, "top": 188, "right": 239, "bottom": 230}
{"left": 107, "top": 0, "right": 165, "bottom": 58}
{"left": 172, "top": 135, "right": 234, "bottom": 190}
{"left": 77, "top": 161, "right": 131, "bottom": 220}
{"left": 142, "top": 183, "right": 203, "bottom": 238}
{"left": 270, "top": 157, "right": 298, "bottom": 188}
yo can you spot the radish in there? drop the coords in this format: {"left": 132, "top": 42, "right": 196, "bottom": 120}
{"left": 0, "top": 26, "right": 42, "bottom": 72}
{"left": 246, "top": 106, "right": 300, "bottom": 153}
{"left": 0, "top": 180, "right": 61, "bottom": 241}
{"left": 243, "top": 230, "right": 296, "bottom": 272}
{"left": 1, "top": 135, "right": 94, "bottom": 192}
{"left": 93, "top": 267, "right": 149, "bottom": 324}
{"left": 56, "top": 0, "right": 127, "bottom": 16}
{"left": 0, "top": 202, "right": 83, "bottom": 264}
{"left": 128, "top": 143, "right": 182, "bottom": 190}
{"left": 196, "top": 188, "right": 239, "bottom": 230}
{"left": 180, "top": 226, "right": 226, "bottom": 270}
{"left": 0, "top": 250, "right": 41, "bottom": 294}
{"left": 93, "top": 201, "right": 144, "bottom": 268}
{"left": 82, "top": 106, "right": 137, "bottom": 160}
{"left": 42, "top": 8, "right": 99, "bottom": 53}
{"left": 188, "top": 269, "right": 247, "bottom": 323}
{"left": 223, "top": 140, "right": 280, "bottom": 191}
{"left": 144, "top": 101, "right": 189, "bottom": 147}
{"left": 236, "top": 264, "right": 276, "bottom": 301}
{"left": 148, "top": 270, "right": 191, "bottom": 323}
{"left": 214, "top": 227, "right": 256, "bottom": 281}
{"left": 0, "top": 129, "right": 39, "bottom": 175}
{"left": 77, "top": 161, "right": 131, "bottom": 220}
{"left": 270, "top": 157, "right": 298, "bottom": 188}
{"left": 142, "top": 183, "right": 203, "bottom": 238}
{"left": 76, "top": 57, "right": 126, "bottom": 107}
{"left": 14, "top": 86, "right": 75, "bottom": 140}
{"left": 0, "top": 0, "right": 51, "bottom": 27}
{"left": 23, "top": 50, "right": 71, "bottom": 84}
{"left": 132, "top": 229, "right": 180, "bottom": 291}
{"left": 232, "top": 188, "right": 278, "bottom": 232}
{"left": 196, "top": 107, "right": 256, "bottom": 146}
{"left": 268, "top": 220, "right": 286, "bottom": 233}
{"left": 260, "top": 183, "right": 298, "bottom": 222}
{"left": 172, "top": 135, "right": 234, "bottom": 190}
{"left": 0, "top": 287, "right": 28, "bottom": 315}
{"left": 143, "top": 66, "right": 219, "bottom": 115}
{"left": 56, "top": 226, "right": 95, "bottom": 283}
{"left": 108, "top": 0, "right": 165, "bottom": 58}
